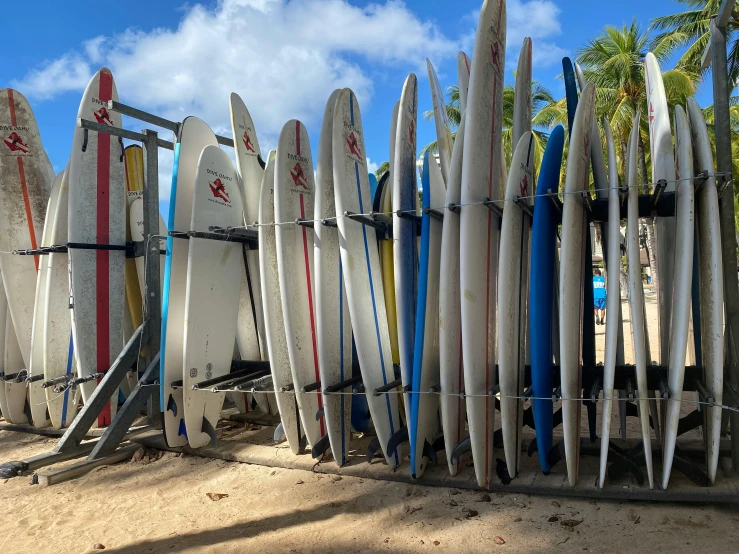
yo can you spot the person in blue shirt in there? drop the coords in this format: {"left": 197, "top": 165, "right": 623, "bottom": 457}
{"left": 593, "top": 268, "right": 606, "bottom": 325}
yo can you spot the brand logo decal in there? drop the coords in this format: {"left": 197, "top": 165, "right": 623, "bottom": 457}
{"left": 519, "top": 174, "right": 528, "bottom": 198}
{"left": 94, "top": 106, "right": 113, "bottom": 125}
{"left": 290, "top": 162, "right": 308, "bottom": 190}
{"left": 346, "top": 131, "right": 361, "bottom": 158}
{"left": 209, "top": 178, "right": 231, "bottom": 203}
{"left": 4, "top": 131, "right": 29, "bottom": 153}
{"left": 243, "top": 131, "right": 255, "bottom": 153}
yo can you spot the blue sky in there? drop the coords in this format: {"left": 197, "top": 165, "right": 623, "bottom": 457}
{"left": 1, "top": 0, "right": 711, "bottom": 222}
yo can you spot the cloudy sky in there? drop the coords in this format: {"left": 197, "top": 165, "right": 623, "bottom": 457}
{"left": 2, "top": 0, "right": 701, "bottom": 220}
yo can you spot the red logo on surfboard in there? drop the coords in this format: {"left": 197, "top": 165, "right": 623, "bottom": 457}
{"left": 243, "top": 131, "right": 255, "bottom": 153}
{"left": 346, "top": 132, "right": 361, "bottom": 158}
{"left": 519, "top": 174, "right": 528, "bottom": 198}
{"left": 491, "top": 42, "right": 501, "bottom": 70}
{"left": 290, "top": 162, "right": 308, "bottom": 190}
{"left": 649, "top": 102, "right": 655, "bottom": 125}
{"left": 94, "top": 107, "right": 113, "bottom": 125}
{"left": 209, "top": 178, "right": 231, "bottom": 203}
{"left": 3, "top": 131, "right": 29, "bottom": 154}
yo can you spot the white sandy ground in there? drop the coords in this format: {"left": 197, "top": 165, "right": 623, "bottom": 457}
{"left": 1, "top": 292, "right": 737, "bottom": 554}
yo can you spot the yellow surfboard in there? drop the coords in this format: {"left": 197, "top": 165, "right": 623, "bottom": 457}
{"left": 379, "top": 178, "right": 399, "bottom": 366}
{"left": 124, "top": 145, "right": 144, "bottom": 331}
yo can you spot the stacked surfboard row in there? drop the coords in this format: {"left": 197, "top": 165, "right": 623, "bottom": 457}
{"left": 0, "top": 0, "right": 725, "bottom": 491}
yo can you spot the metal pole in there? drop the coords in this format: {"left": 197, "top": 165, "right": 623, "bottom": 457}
{"left": 710, "top": 16, "right": 739, "bottom": 471}
{"left": 142, "top": 129, "right": 161, "bottom": 420}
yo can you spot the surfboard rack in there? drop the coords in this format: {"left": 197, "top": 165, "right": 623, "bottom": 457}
{"left": 345, "top": 210, "right": 391, "bottom": 239}
{"left": 295, "top": 218, "right": 314, "bottom": 228}
{"left": 423, "top": 207, "right": 444, "bottom": 221}
{"left": 482, "top": 196, "right": 504, "bottom": 218}
{"left": 513, "top": 195, "right": 534, "bottom": 218}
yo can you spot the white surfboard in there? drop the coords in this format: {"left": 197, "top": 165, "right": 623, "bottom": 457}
{"left": 182, "top": 145, "right": 243, "bottom": 448}
{"left": 661, "top": 104, "right": 695, "bottom": 489}
{"left": 315, "top": 89, "right": 353, "bottom": 466}
{"left": 393, "top": 73, "right": 419, "bottom": 430}
{"left": 4, "top": 309, "right": 27, "bottom": 423}
{"left": 626, "top": 112, "right": 655, "bottom": 489}
{"left": 599, "top": 119, "right": 624, "bottom": 486}
{"left": 43, "top": 165, "right": 80, "bottom": 428}
{"left": 439, "top": 116, "right": 466, "bottom": 476}
{"left": 229, "top": 94, "right": 267, "bottom": 364}
{"left": 426, "top": 60, "right": 453, "bottom": 183}
{"left": 0, "top": 88, "right": 52, "bottom": 418}
{"left": 129, "top": 196, "right": 166, "bottom": 298}
{"left": 457, "top": 52, "right": 471, "bottom": 116}
{"left": 512, "top": 38, "right": 532, "bottom": 148}
{"left": 274, "top": 120, "right": 324, "bottom": 450}
{"left": 259, "top": 150, "right": 303, "bottom": 454}
{"left": 161, "top": 116, "right": 218, "bottom": 447}
{"left": 0, "top": 285, "right": 8, "bottom": 420}
{"left": 559, "top": 83, "right": 595, "bottom": 487}
{"left": 460, "top": 0, "right": 506, "bottom": 488}
{"left": 67, "top": 68, "right": 126, "bottom": 428}
{"left": 27, "top": 171, "right": 64, "bottom": 426}
{"left": 497, "top": 131, "right": 533, "bottom": 478}
{"left": 645, "top": 52, "right": 676, "bottom": 367}
{"left": 333, "top": 88, "right": 404, "bottom": 468}
{"left": 687, "top": 97, "right": 724, "bottom": 484}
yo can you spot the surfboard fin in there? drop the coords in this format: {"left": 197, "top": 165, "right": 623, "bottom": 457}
{"left": 522, "top": 406, "right": 536, "bottom": 429}
{"left": 311, "top": 434, "right": 330, "bottom": 459}
{"left": 202, "top": 416, "right": 218, "bottom": 448}
{"left": 315, "top": 407, "right": 325, "bottom": 421}
{"left": 166, "top": 394, "right": 178, "bottom": 417}
{"left": 450, "top": 437, "right": 471, "bottom": 466}
{"left": 273, "top": 422, "right": 285, "bottom": 444}
{"left": 495, "top": 458, "right": 513, "bottom": 485}
{"left": 386, "top": 426, "right": 409, "bottom": 456}
{"left": 177, "top": 418, "right": 188, "bottom": 439}
{"left": 422, "top": 438, "right": 441, "bottom": 466}
{"left": 299, "top": 433, "right": 308, "bottom": 451}
{"left": 365, "top": 437, "right": 381, "bottom": 464}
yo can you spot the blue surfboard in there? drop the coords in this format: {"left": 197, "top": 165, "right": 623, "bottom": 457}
{"left": 530, "top": 125, "right": 565, "bottom": 473}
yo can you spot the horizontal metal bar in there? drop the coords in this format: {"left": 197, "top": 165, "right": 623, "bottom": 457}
{"left": 424, "top": 207, "right": 444, "bottom": 221}
{"left": 324, "top": 375, "right": 363, "bottom": 394}
{"left": 373, "top": 378, "right": 402, "bottom": 396}
{"left": 78, "top": 119, "right": 174, "bottom": 150}
{"left": 216, "top": 135, "right": 234, "bottom": 148}
{"left": 211, "top": 370, "right": 270, "bottom": 392}
{"left": 107, "top": 100, "right": 179, "bottom": 132}
{"left": 302, "top": 380, "right": 322, "bottom": 393}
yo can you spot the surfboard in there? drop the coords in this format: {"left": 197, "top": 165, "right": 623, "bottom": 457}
{"left": 393, "top": 73, "right": 419, "bottom": 431}
{"left": 129, "top": 196, "right": 166, "bottom": 299}
{"left": 274, "top": 120, "right": 324, "bottom": 450}
{"left": 661, "top": 104, "right": 695, "bottom": 489}
{"left": 457, "top": 52, "right": 471, "bottom": 116}
{"left": 625, "top": 112, "right": 655, "bottom": 489}
{"left": 315, "top": 89, "right": 353, "bottom": 465}
{"left": 497, "top": 131, "right": 534, "bottom": 478}
{"left": 439, "top": 116, "right": 467, "bottom": 476}
{"left": 0, "top": 285, "right": 8, "bottom": 420}
{"left": 559, "top": 83, "right": 595, "bottom": 487}
{"left": 181, "top": 145, "right": 243, "bottom": 448}
{"left": 124, "top": 145, "right": 144, "bottom": 335}
{"left": 43, "top": 165, "right": 79, "bottom": 428}
{"left": 67, "top": 68, "right": 126, "bottom": 428}
{"left": 229, "top": 94, "right": 267, "bottom": 365}
{"left": 383, "top": 102, "right": 400, "bottom": 367}
{"left": 598, "top": 119, "right": 625, "bottom": 486}
{"left": 409, "top": 152, "right": 444, "bottom": 478}
{"left": 512, "top": 38, "right": 532, "bottom": 148}
{"left": 530, "top": 124, "right": 564, "bottom": 474}
{"left": 333, "top": 88, "right": 403, "bottom": 468}
{"left": 645, "top": 52, "right": 676, "bottom": 369}
{"left": 426, "top": 60, "right": 453, "bottom": 183}
{"left": 161, "top": 116, "right": 218, "bottom": 447}
{"left": 259, "top": 150, "right": 303, "bottom": 454}
{"left": 0, "top": 88, "right": 52, "bottom": 419}
{"left": 687, "top": 97, "right": 724, "bottom": 484}
{"left": 27, "top": 171, "right": 64, "bottom": 426}
{"left": 460, "top": 0, "right": 506, "bottom": 488}
{"left": 4, "top": 308, "right": 27, "bottom": 423}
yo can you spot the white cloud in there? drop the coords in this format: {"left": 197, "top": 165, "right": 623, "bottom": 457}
{"left": 13, "top": 0, "right": 457, "bottom": 148}
{"left": 366, "top": 157, "right": 379, "bottom": 174}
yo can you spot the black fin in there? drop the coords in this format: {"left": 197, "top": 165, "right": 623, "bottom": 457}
{"left": 311, "top": 434, "right": 330, "bottom": 459}
{"left": 450, "top": 436, "right": 471, "bottom": 466}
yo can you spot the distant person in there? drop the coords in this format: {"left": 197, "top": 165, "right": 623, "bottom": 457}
{"left": 593, "top": 268, "right": 606, "bottom": 325}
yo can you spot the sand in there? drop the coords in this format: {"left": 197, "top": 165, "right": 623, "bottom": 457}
{"left": 2, "top": 287, "right": 736, "bottom": 554}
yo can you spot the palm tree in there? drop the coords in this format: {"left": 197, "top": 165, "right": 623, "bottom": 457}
{"left": 651, "top": 0, "right": 739, "bottom": 80}
{"left": 576, "top": 19, "right": 699, "bottom": 288}
{"left": 375, "top": 161, "right": 389, "bottom": 180}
